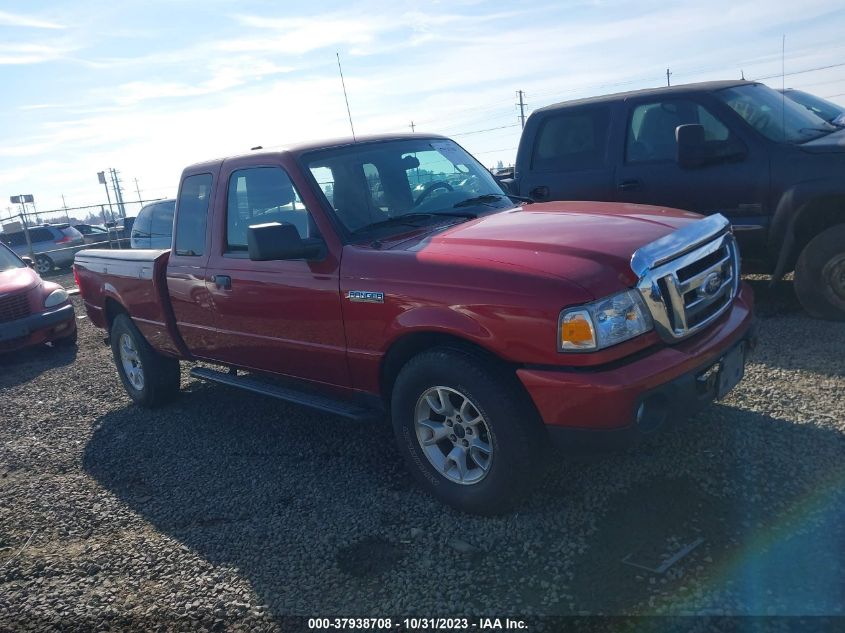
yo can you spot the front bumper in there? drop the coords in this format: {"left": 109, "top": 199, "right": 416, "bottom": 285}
{"left": 517, "top": 283, "right": 756, "bottom": 441}
{"left": 0, "top": 303, "right": 76, "bottom": 352}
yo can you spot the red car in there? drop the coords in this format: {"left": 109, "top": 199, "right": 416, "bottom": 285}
{"left": 74, "top": 134, "right": 755, "bottom": 514}
{"left": 0, "top": 243, "right": 77, "bottom": 353}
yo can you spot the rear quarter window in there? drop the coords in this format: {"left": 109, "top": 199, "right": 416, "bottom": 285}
{"left": 531, "top": 106, "right": 611, "bottom": 172}
{"left": 30, "top": 228, "right": 54, "bottom": 243}
{"left": 2, "top": 232, "right": 25, "bottom": 247}
{"left": 174, "top": 174, "right": 213, "bottom": 256}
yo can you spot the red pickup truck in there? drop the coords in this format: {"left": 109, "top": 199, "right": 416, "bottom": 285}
{"left": 75, "top": 134, "right": 755, "bottom": 514}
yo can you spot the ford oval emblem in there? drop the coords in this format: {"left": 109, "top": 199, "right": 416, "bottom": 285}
{"left": 703, "top": 271, "right": 722, "bottom": 296}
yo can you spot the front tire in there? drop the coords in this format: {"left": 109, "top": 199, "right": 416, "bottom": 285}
{"left": 794, "top": 224, "right": 845, "bottom": 321}
{"left": 110, "top": 314, "right": 180, "bottom": 407}
{"left": 391, "top": 347, "right": 546, "bottom": 515}
{"left": 34, "top": 255, "right": 53, "bottom": 275}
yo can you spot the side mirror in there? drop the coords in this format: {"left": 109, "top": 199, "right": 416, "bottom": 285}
{"left": 676, "top": 124, "right": 707, "bottom": 169}
{"left": 21, "top": 256, "right": 35, "bottom": 269}
{"left": 247, "top": 222, "right": 323, "bottom": 261}
{"left": 498, "top": 178, "right": 515, "bottom": 194}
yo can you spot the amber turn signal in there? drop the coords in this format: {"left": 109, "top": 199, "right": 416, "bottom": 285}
{"left": 559, "top": 309, "right": 596, "bottom": 351}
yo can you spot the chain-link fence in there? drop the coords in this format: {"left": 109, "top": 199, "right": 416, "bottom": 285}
{"left": 1, "top": 198, "right": 167, "bottom": 274}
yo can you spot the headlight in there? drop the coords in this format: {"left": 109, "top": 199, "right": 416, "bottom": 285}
{"left": 44, "top": 288, "right": 69, "bottom": 308}
{"left": 559, "top": 289, "right": 653, "bottom": 352}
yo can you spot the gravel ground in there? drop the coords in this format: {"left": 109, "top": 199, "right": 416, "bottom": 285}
{"left": 1, "top": 272, "right": 844, "bottom": 630}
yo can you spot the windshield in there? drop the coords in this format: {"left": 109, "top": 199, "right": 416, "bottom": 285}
{"left": 0, "top": 243, "right": 25, "bottom": 272}
{"left": 305, "top": 138, "right": 513, "bottom": 236}
{"left": 781, "top": 89, "right": 845, "bottom": 124}
{"left": 716, "top": 83, "right": 837, "bottom": 143}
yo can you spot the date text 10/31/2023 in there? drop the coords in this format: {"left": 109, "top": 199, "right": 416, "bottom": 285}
{"left": 307, "top": 617, "right": 528, "bottom": 630}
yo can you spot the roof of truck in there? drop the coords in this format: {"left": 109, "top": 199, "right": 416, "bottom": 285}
{"left": 182, "top": 133, "right": 450, "bottom": 173}
{"left": 533, "top": 80, "right": 757, "bottom": 114}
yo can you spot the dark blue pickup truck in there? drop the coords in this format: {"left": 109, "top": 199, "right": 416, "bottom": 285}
{"left": 506, "top": 80, "right": 845, "bottom": 320}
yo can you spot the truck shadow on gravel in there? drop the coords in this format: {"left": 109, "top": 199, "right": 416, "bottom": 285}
{"left": 742, "top": 277, "right": 802, "bottom": 318}
{"left": 0, "top": 343, "right": 77, "bottom": 389}
{"left": 82, "top": 379, "right": 845, "bottom": 616}
{"left": 742, "top": 276, "right": 845, "bottom": 378}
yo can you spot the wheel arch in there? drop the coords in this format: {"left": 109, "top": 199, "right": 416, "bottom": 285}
{"left": 792, "top": 196, "right": 845, "bottom": 264}
{"left": 104, "top": 296, "right": 130, "bottom": 331}
{"left": 771, "top": 188, "right": 845, "bottom": 280}
{"left": 379, "top": 330, "right": 535, "bottom": 414}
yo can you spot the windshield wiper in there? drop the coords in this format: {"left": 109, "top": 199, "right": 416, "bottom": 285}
{"left": 351, "top": 211, "right": 477, "bottom": 235}
{"left": 454, "top": 193, "right": 533, "bottom": 208}
{"left": 799, "top": 127, "right": 835, "bottom": 134}
{"left": 794, "top": 126, "right": 837, "bottom": 142}
{"left": 453, "top": 194, "right": 508, "bottom": 208}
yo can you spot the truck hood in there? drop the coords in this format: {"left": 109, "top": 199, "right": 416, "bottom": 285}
{"left": 800, "top": 126, "right": 845, "bottom": 153}
{"left": 410, "top": 201, "right": 701, "bottom": 299}
{"left": 0, "top": 266, "right": 39, "bottom": 297}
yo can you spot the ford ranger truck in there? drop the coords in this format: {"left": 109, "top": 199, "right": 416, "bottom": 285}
{"left": 74, "top": 134, "right": 755, "bottom": 514}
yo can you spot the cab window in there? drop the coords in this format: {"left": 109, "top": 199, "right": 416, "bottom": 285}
{"left": 225, "top": 167, "right": 318, "bottom": 252}
{"left": 626, "top": 100, "right": 742, "bottom": 163}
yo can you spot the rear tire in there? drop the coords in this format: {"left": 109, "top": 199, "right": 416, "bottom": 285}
{"left": 110, "top": 314, "right": 180, "bottom": 407}
{"left": 391, "top": 347, "right": 547, "bottom": 515}
{"left": 794, "top": 224, "right": 845, "bottom": 321}
{"left": 34, "top": 255, "right": 53, "bottom": 275}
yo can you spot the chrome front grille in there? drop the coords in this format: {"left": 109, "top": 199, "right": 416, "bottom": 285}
{"left": 631, "top": 214, "right": 739, "bottom": 342}
{"left": 0, "top": 292, "right": 31, "bottom": 324}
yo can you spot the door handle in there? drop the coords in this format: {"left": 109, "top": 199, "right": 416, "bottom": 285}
{"left": 617, "top": 179, "right": 642, "bottom": 192}
{"left": 213, "top": 275, "right": 232, "bottom": 290}
{"left": 530, "top": 186, "right": 549, "bottom": 200}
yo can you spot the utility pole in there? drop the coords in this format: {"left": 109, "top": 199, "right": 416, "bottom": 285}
{"left": 10, "top": 195, "right": 35, "bottom": 259}
{"left": 516, "top": 90, "right": 527, "bottom": 129}
{"left": 134, "top": 178, "right": 143, "bottom": 202}
{"left": 666, "top": 68, "right": 672, "bottom": 86}
{"left": 61, "top": 194, "right": 70, "bottom": 223}
{"left": 409, "top": 121, "right": 416, "bottom": 133}
{"left": 98, "top": 171, "right": 116, "bottom": 222}
{"left": 110, "top": 168, "right": 127, "bottom": 218}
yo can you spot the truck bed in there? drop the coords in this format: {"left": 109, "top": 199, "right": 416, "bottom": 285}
{"left": 74, "top": 248, "right": 186, "bottom": 357}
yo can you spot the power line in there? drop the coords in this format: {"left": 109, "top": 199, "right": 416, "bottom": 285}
{"left": 472, "top": 146, "right": 518, "bottom": 156}
{"left": 451, "top": 123, "right": 521, "bottom": 137}
{"left": 753, "top": 61, "right": 845, "bottom": 81}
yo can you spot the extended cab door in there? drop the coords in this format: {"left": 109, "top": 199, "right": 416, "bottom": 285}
{"left": 203, "top": 157, "right": 349, "bottom": 388}
{"left": 166, "top": 171, "right": 218, "bottom": 353}
{"left": 516, "top": 103, "right": 615, "bottom": 202}
{"left": 613, "top": 95, "right": 770, "bottom": 260}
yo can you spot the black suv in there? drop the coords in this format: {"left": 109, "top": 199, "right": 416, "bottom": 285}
{"left": 508, "top": 80, "right": 845, "bottom": 319}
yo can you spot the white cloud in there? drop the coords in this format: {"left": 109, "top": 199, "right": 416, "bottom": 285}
{"left": 0, "top": 10, "right": 64, "bottom": 30}
{"left": 0, "top": 42, "right": 76, "bottom": 65}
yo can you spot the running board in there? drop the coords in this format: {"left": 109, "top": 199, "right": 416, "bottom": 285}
{"left": 189, "top": 367, "right": 377, "bottom": 421}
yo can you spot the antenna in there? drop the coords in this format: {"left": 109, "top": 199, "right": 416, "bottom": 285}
{"left": 336, "top": 52, "right": 356, "bottom": 141}
{"left": 781, "top": 34, "right": 786, "bottom": 142}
